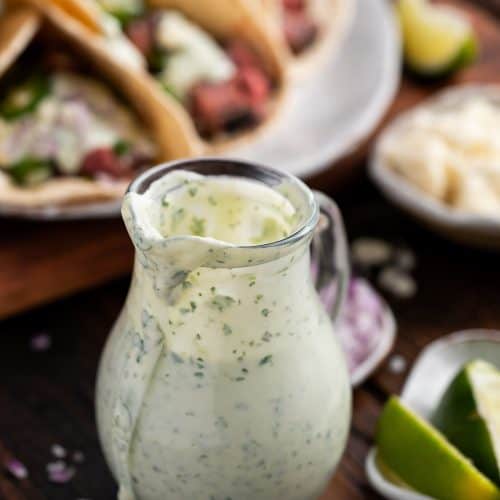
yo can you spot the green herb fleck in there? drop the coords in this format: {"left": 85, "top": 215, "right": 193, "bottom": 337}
{"left": 261, "top": 308, "right": 270, "bottom": 317}
{"left": 194, "top": 372, "right": 204, "bottom": 378}
{"left": 223, "top": 323, "right": 233, "bottom": 336}
{"left": 261, "top": 331, "right": 272, "bottom": 342}
{"left": 172, "top": 208, "right": 185, "bottom": 229}
{"left": 208, "top": 195, "right": 217, "bottom": 206}
{"left": 190, "top": 301, "right": 197, "bottom": 312}
{"left": 210, "top": 295, "right": 236, "bottom": 312}
{"left": 7, "top": 158, "right": 53, "bottom": 186}
{"left": 259, "top": 355, "right": 273, "bottom": 366}
{"left": 171, "top": 352, "right": 184, "bottom": 364}
{"left": 190, "top": 217, "right": 206, "bottom": 236}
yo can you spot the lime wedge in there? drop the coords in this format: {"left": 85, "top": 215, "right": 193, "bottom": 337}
{"left": 376, "top": 396, "right": 500, "bottom": 500}
{"left": 397, "top": 0, "right": 478, "bottom": 77}
{"left": 433, "top": 360, "right": 500, "bottom": 486}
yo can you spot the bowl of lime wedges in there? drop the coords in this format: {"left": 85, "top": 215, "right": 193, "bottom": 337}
{"left": 366, "top": 330, "right": 500, "bottom": 500}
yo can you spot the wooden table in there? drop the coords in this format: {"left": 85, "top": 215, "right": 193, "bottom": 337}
{"left": 2, "top": 1, "right": 500, "bottom": 499}
{"left": 3, "top": 178, "right": 500, "bottom": 500}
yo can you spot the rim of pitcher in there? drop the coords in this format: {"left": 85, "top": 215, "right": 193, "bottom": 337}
{"left": 127, "top": 158, "right": 319, "bottom": 249}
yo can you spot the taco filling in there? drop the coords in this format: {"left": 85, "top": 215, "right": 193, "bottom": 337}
{"left": 281, "top": 0, "right": 319, "bottom": 54}
{"left": 98, "top": 3, "right": 275, "bottom": 139}
{"left": 96, "top": 0, "right": 144, "bottom": 25}
{"left": 0, "top": 44, "right": 156, "bottom": 187}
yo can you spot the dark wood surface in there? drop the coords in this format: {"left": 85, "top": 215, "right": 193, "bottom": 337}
{"left": 2, "top": 1, "right": 500, "bottom": 499}
{"left": 3, "top": 177, "right": 500, "bottom": 500}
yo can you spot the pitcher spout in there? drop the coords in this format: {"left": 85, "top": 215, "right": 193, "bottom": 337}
{"left": 122, "top": 164, "right": 318, "bottom": 292}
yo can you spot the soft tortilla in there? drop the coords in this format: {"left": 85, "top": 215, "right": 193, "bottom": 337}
{"left": 0, "top": 6, "right": 195, "bottom": 208}
{"left": 257, "top": 0, "right": 355, "bottom": 75}
{"left": 36, "top": 0, "right": 104, "bottom": 33}
{"left": 21, "top": 0, "right": 289, "bottom": 152}
{"left": 0, "top": 7, "right": 41, "bottom": 78}
{"left": 0, "top": 172, "right": 129, "bottom": 207}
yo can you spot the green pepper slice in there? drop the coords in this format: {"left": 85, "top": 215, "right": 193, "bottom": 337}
{"left": 7, "top": 158, "right": 54, "bottom": 186}
{"left": 97, "top": 0, "right": 145, "bottom": 26}
{"left": 0, "top": 74, "right": 51, "bottom": 121}
{"left": 113, "top": 140, "right": 132, "bottom": 156}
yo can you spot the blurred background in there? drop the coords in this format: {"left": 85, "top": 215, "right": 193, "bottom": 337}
{"left": 1, "top": 0, "right": 500, "bottom": 499}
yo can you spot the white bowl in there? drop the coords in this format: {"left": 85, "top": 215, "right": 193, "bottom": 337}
{"left": 370, "top": 85, "right": 500, "bottom": 249}
{"left": 366, "top": 329, "right": 500, "bottom": 499}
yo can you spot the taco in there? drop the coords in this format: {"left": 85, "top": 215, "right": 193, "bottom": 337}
{"left": 259, "top": 0, "right": 353, "bottom": 67}
{"left": 21, "top": 0, "right": 287, "bottom": 149}
{"left": 0, "top": 6, "right": 198, "bottom": 208}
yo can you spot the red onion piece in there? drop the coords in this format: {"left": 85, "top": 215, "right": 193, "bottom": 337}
{"left": 5, "top": 458, "right": 28, "bottom": 479}
{"left": 30, "top": 332, "right": 52, "bottom": 352}
{"left": 330, "top": 277, "right": 386, "bottom": 374}
{"left": 48, "top": 464, "right": 75, "bottom": 483}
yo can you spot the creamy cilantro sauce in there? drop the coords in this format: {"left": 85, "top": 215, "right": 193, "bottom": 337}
{"left": 157, "top": 176, "right": 296, "bottom": 244}
{"left": 96, "top": 171, "right": 351, "bottom": 500}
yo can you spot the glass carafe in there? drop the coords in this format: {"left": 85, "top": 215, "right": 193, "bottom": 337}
{"left": 96, "top": 159, "right": 351, "bottom": 500}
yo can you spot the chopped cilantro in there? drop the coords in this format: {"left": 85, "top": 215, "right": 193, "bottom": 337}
{"left": 210, "top": 295, "right": 236, "bottom": 312}
{"left": 259, "top": 355, "right": 273, "bottom": 366}
{"left": 190, "top": 217, "right": 206, "bottom": 236}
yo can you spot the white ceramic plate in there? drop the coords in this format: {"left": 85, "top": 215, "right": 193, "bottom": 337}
{"left": 0, "top": 0, "right": 401, "bottom": 220}
{"left": 370, "top": 85, "right": 500, "bottom": 249}
{"left": 231, "top": 0, "right": 401, "bottom": 177}
{"left": 366, "top": 329, "right": 500, "bottom": 500}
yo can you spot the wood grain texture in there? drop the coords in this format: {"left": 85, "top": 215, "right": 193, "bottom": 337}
{"left": 0, "top": 0, "right": 498, "bottom": 322}
{"left": 0, "top": 219, "right": 133, "bottom": 320}
{"left": 3, "top": 176, "right": 500, "bottom": 499}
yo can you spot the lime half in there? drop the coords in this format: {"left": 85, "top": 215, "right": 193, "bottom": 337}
{"left": 376, "top": 396, "right": 500, "bottom": 500}
{"left": 433, "top": 360, "right": 500, "bottom": 486}
{"left": 397, "top": 0, "right": 478, "bottom": 77}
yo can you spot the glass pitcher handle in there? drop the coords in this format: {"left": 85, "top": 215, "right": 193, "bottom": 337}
{"left": 311, "top": 191, "right": 350, "bottom": 325}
